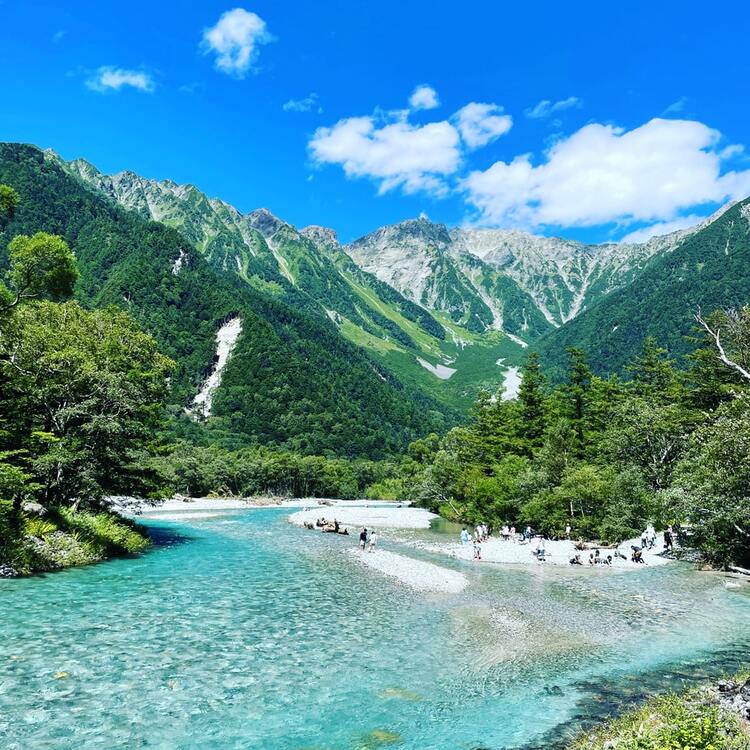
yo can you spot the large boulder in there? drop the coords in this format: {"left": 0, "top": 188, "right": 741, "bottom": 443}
{"left": 22, "top": 501, "right": 47, "bottom": 516}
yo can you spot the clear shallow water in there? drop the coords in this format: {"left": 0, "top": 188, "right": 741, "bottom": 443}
{"left": 0, "top": 509, "right": 748, "bottom": 750}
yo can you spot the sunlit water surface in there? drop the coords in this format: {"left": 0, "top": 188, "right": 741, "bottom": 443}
{"left": 1, "top": 508, "right": 749, "bottom": 749}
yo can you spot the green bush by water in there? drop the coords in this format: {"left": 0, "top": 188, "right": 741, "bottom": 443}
{"left": 0, "top": 500, "right": 149, "bottom": 575}
{"left": 570, "top": 688, "right": 749, "bottom": 750}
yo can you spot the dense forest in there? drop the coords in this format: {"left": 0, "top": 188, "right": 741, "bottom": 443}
{"left": 0, "top": 144, "right": 451, "bottom": 458}
{"left": 382, "top": 329, "right": 750, "bottom": 568}
{"left": 0, "top": 186, "right": 161, "bottom": 573}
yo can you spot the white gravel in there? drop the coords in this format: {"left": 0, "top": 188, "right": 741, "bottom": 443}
{"left": 288, "top": 506, "right": 437, "bottom": 530}
{"left": 110, "top": 496, "right": 279, "bottom": 517}
{"left": 426, "top": 534, "right": 673, "bottom": 569}
{"left": 348, "top": 549, "right": 468, "bottom": 593}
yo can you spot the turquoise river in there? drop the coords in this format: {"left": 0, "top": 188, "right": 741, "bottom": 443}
{"left": 1, "top": 507, "right": 749, "bottom": 749}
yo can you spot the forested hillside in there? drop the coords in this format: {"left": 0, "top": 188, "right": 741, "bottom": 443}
{"left": 0, "top": 143, "right": 450, "bottom": 457}
{"left": 534, "top": 199, "right": 750, "bottom": 378}
{"left": 64, "top": 157, "right": 531, "bottom": 411}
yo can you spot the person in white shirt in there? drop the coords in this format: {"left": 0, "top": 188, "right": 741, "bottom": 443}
{"left": 368, "top": 529, "right": 378, "bottom": 552}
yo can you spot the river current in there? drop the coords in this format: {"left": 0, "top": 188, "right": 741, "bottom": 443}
{"left": 1, "top": 508, "right": 748, "bottom": 749}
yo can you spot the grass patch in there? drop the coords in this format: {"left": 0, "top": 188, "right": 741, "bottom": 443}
{"left": 569, "top": 687, "right": 749, "bottom": 750}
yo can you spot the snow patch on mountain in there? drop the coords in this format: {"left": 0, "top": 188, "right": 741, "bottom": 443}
{"left": 172, "top": 248, "right": 187, "bottom": 275}
{"left": 504, "top": 331, "right": 528, "bottom": 348}
{"left": 417, "top": 358, "right": 457, "bottom": 380}
{"left": 501, "top": 366, "right": 522, "bottom": 400}
{"left": 188, "top": 317, "right": 242, "bottom": 420}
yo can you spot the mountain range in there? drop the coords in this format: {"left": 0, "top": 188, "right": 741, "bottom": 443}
{"left": 2, "top": 141, "right": 749, "bottom": 457}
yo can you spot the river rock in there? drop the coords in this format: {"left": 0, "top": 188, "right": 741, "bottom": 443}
{"left": 740, "top": 678, "right": 750, "bottom": 700}
{"left": 0, "top": 564, "right": 18, "bottom": 578}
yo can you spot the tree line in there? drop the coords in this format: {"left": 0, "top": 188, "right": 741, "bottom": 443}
{"left": 379, "top": 328, "right": 750, "bottom": 568}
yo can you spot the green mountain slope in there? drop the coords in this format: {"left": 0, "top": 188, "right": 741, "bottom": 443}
{"left": 0, "top": 143, "right": 450, "bottom": 457}
{"left": 533, "top": 198, "right": 750, "bottom": 377}
{"left": 64, "top": 156, "right": 525, "bottom": 409}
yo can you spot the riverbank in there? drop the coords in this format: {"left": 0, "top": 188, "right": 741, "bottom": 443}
{"left": 422, "top": 533, "right": 673, "bottom": 569}
{"left": 0, "top": 503, "right": 149, "bottom": 577}
{"left": 110, "top": 495, "right": 282, "bottom": 519}
{"left": 568, "top": 673, "right": 750, "bottom": 749}
{"left": 288, "top": 504, "right": 436, "bottom": 530}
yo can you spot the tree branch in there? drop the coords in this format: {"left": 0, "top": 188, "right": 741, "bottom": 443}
{"left": 695, "top": 310, "right": 750, "bottom": 382}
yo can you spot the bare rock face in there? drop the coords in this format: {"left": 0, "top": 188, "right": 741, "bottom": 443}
{"left": 300, "top": 225, "right": 339, "bottom": 250}
{"left": 246, "top": 208, "right": 286, "bottom": 239}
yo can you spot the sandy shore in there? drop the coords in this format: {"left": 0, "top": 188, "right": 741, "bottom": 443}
{"left": 348, "top": 549, "right": 467, "bottom": 593}
{"left": 288, "top": 506, "right": 437, "bottom": 530}
{"left": 421, "top": 534, "right": 672, "bottom": 569}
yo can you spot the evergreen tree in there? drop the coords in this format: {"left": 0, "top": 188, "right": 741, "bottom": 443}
{"left": 627, "top": 336, "right": 682, "bottom": 403}
{"left": 563, "top": 347, "right": 592, "bottom": 458}
{"left": 517, "top": 352, "right": 547, "bottom": 454}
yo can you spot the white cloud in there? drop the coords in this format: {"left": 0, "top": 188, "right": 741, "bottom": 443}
{"left": 525, "top": 96, "right": 581, "bottom": 119}
{"left": 86, "top": 66, "right": 155, "bottom": 93}
{"left": 663, "top": 97, "right": 688, "bottom": 115}
{"left": 201, "top": 8, "right": 272, "bottom": 78}
{"left": 454, "top": 102, "right": 512, "bottom": 149}
{"left": 409, "top": 84, "right": 439, "bottom": 111}
{"left": 309, "top": 114, "right": 461, "bottom": 195}
{"left": 462, "top": 118, "right": 750, "bottom": 229}
{"left": 283, "top": 93, "right": 321, "bottom": 113}
{"left": 619, "top": 214, "right": 704, "bottom": 243}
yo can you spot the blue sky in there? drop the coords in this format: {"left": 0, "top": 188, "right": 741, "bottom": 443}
{"left": 1, "top": 0, "right": 749, "bottom": 243}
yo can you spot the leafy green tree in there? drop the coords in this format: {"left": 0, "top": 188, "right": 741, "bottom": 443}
{"left": 0, "top": 184, "right": 19, "bottom": 226}
{"left": 1, "top": 301, "right": 173, "bottom": 506}
{"left": 603, "top": 397, "right": 693, "bottom": 491}
{"left": 627, "top": 336, "right": 683, "bottom": 403}
{"left": 673, "top": 395, "right": 750, "bottom": 567}
{"left": 1, "top": 232, "right": 78, "bottom": 311}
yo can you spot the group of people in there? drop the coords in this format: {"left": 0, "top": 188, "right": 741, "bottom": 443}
{"left": 308, "top": 517, "right": 349, "bottom": 535}
{"left": 358, "top": 527, "right": 378, "bottom": 553}
{"left": 570, "top": 549, "right": 618, "bottom": 566}
{"left": 500, "top": 524, "right": 517, "bottom": 541}
{"left": 459, "top": 523, "right": 491, "bottom": 560}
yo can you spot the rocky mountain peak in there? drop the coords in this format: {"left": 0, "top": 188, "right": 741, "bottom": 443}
{"left": 246, "top": 208, "right": 287, "bottom": 238}
{"left": 300, "top": 225, "right": 339, "bottom": 248}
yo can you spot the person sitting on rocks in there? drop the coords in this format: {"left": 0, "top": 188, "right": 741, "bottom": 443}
{"left": 569, "top": 554, "right": 583, "bottom": 565}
